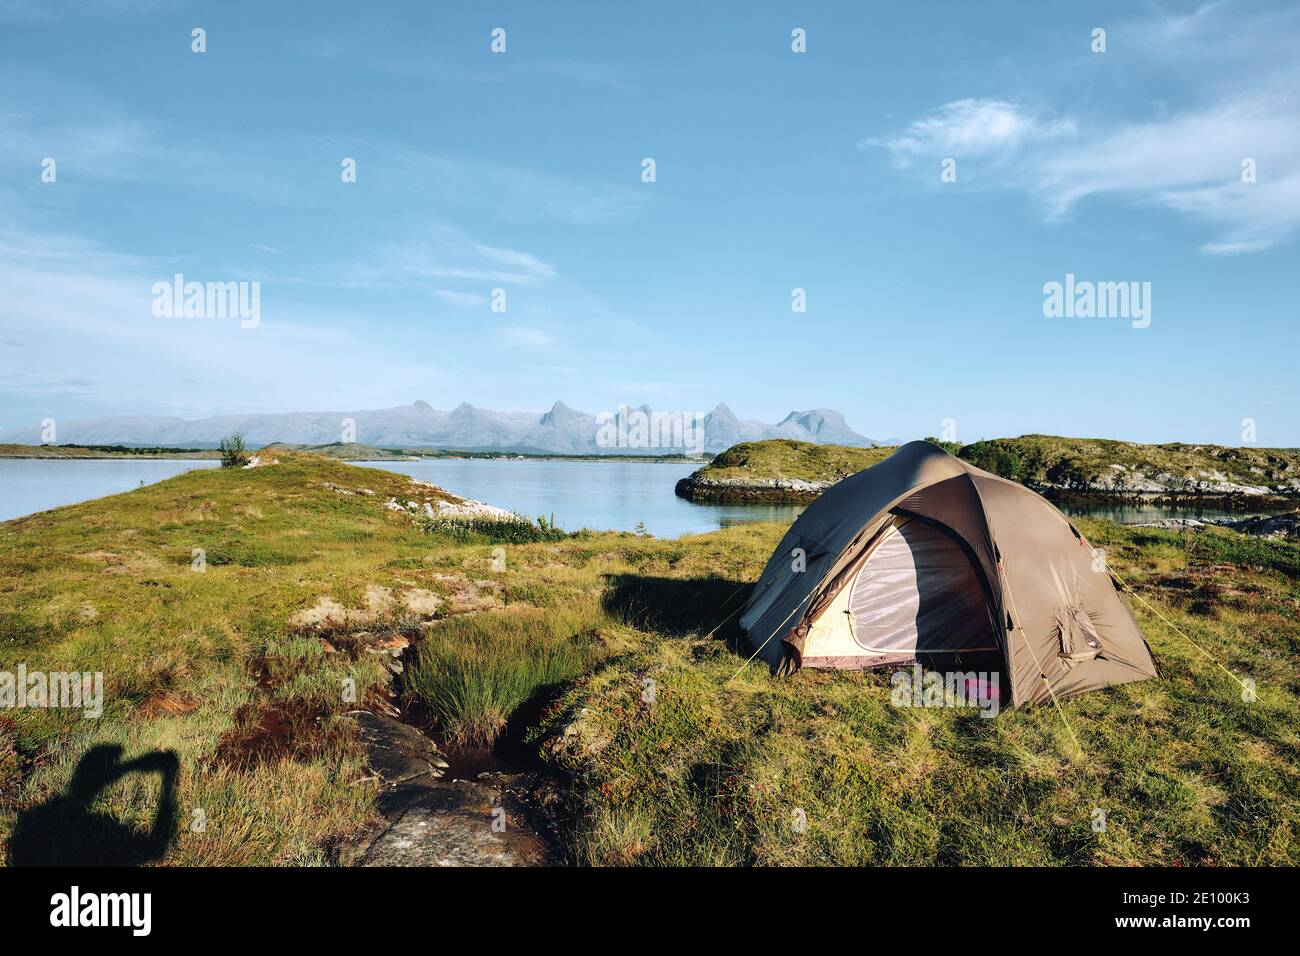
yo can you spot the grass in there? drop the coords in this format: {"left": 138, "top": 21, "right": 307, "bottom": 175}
{"left": 404, "top": 601, "right": 611, "bottom": 745}
{"left": 958, "top": 434, "right": 1300, "bottom": 490}
{"left": 531, "top": 518, "right": 1300, "bottom": 865}
{"left": 2, "top": 452, "right": 1296, "bottom": 866}
{"left": 690, "top": 439, "right": 894, "bottom": 483}
{"left": 419, "top": 512, "right": 567, "bottom": 544}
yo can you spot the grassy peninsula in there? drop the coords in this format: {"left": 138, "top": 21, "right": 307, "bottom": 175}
{"left": 2, "top": 453, "right": 1296, "bottom": 865}
{"left": 0, "top": 444, "right": 220, "bottom": 460}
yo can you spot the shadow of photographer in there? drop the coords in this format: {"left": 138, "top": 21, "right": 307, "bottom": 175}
{"left": 6, "top": 743, "right": 179, "bottom": 866}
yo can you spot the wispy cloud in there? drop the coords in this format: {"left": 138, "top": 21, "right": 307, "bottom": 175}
{"left": 863, "top": 99, "right": 1075, "bottom": 164}
{"left": 863, "top": 3, "right": 1300, "bottom": 255}
{"left": 0, "top": 225, "right": 452, "bottom": 421}
{"left": 346, "top": 228, "right": 559, "bottom": 289}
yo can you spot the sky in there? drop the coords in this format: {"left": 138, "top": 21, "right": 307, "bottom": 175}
{"left": 1, "top": 0, "right": 1297, "bottom": 446}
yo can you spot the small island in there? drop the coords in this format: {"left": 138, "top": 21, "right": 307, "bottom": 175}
{"left": 676, "top": 435, "right": 1300, "bottom": 506}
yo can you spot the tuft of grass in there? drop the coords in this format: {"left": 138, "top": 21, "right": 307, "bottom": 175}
{"left": 404, "top": 600, "right": 615, "bottom": 746}
{"left": 419, "top": 512, "right": 567, "bottom": 544}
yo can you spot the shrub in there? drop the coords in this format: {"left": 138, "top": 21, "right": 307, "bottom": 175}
{"left": 959, "top": 440, "right": 1023, "bottom": 480}
{"left": 923, "top": 436, "right": 962, "bottom": 456}
{"left": 218, "top": 433, "right": 250, "bottom": 469}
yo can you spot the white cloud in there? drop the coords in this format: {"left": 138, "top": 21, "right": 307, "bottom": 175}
{"left": 864, "top": 2, "right": 1300, "bottom": 256}
{"left": 344, "top": 228, "right": 559, "bottom": 289}
{"left": 0, "top": 226, "right": 450, "bottom": 421}
{"left": 472, "top": 243, "right": 556, "bottom": 279}
{"left": 863, "top": 99, "right": 1074, "bottom": 164}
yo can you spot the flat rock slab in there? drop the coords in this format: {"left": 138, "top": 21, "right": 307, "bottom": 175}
{"left": 349, "top": 710, "right": 448, "bottom": 784}
{"left": 347, "top": 710, "right": 554, "bottom": 867}
{"left": 360, "top": 779, "right": 550, "bottom": 867}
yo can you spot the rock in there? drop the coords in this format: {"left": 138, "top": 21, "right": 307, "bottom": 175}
{"left": 1214, "top": 512, "right": 1300, "bottom": 539}
{"left": 358, "top": 779, "right": 549, "bottom": 867}
{"left": 348, "top": 710, "right": 449, "bottom": 785}
{"left": 675, "top": 473, "right": 830, "bottom": 503}
{"left": 431, "top": 497, "right": 516, "bottom": 520}
{"left": 1135, "top": 512, "right": 1300, "bottom": 539}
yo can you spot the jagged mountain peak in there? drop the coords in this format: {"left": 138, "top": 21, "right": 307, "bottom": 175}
{"left": 0, "top": 401, "right": 875, "bottom": 453}
{"left": 540, "top": 400, "right": 586, "bottom": 425}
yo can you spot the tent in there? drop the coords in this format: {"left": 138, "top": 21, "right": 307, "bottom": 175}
{"left": 738, "top": 440, "right": 1157, "bottom": 707}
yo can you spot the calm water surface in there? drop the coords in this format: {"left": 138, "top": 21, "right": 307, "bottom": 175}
{"left": 0, "top": 457, "right": 1289, "bottom": 536}
{"left": 356, "top": 459, "right": 803, "bottom": 537}
{"left": 0, "top": 459, "right": 220, "bottom": 522}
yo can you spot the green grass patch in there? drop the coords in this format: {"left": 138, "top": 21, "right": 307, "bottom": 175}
{"left": 405, "top": 601, "right": 613, "bottom": 746}
{"left": 419, "top": 513, "right": 567, "bottom": 544}
{"left": 2, "top": 451, "right": 1295, "bottom": 867}
{"left": 691, "top": 439, "right": 894, "bottom": 483}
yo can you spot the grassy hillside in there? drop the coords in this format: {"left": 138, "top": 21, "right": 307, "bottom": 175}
{"left": 2, "top": 454, "right": 1296, "bottom": 865}
{"left": 697, "top": 440, "right": 894, "bottom": 482}
{"left": 676, "top": 440, "right": 895, "bottom": 501}
{"left": 959, "top": 435, "right": 1300, "bottom": 495}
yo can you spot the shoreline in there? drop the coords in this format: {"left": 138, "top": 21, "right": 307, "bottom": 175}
{"left": 0, "top": 443, "right": 706, "bottom": 464}
{"left": 675, "top": 474, "right": 1300, "bottom": 509}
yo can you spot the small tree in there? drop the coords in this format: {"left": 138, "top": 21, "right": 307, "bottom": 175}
{"left": 219, "top": 433, "right": 249, "bottom": 469}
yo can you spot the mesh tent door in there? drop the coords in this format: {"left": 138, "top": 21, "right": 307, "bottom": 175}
{"left": 847, "top": 518, "right": 998, "bottom": 657}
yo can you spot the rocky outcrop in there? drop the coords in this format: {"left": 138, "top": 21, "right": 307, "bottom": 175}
{"left": 1136, "top": 512, "right": 1300, "bottom": 539}
{"left": 1027, "top": 463, "right": 1287, "bottom": 499}
{"left": 674, "top": 473, "right": 832, "bottom": 504}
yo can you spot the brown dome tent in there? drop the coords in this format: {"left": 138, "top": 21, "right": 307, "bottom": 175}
{"left": 738, "top": 440, "right": 1157, "bottom": 707}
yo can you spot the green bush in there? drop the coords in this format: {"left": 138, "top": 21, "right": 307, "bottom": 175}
{"left": 923, "top": 436, "right": 962, "bottom": 456}
{"left": 959, "top": 440, "right": 1024, "bottom": 480}
{"left": 218, "top": 433, "right": 250, "bottom": 469}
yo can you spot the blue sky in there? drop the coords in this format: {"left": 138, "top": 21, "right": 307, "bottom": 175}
{"left": 1, "top": 0, "right": 1297, "bottom": 445}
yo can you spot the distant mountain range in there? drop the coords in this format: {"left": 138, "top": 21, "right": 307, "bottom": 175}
{"left": 0, "top": 401, "right": 876, "bottom": 455}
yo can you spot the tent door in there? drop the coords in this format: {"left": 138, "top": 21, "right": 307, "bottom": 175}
{"left": 847, "top": 517, "right": 999, "bottom": 657}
